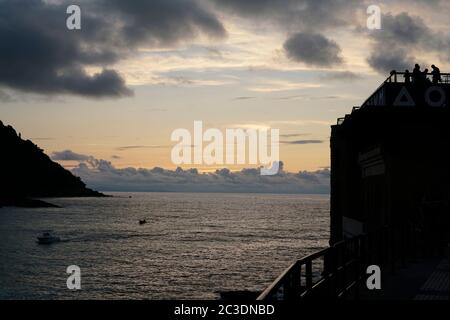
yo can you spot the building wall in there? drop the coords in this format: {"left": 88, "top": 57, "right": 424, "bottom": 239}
{"left": 330, "top": 105, "right": 450, "bottom": 244}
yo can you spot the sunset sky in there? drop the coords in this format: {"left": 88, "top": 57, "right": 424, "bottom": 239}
{"left": 1, "top": 0, "right": 450, "bottom": 177}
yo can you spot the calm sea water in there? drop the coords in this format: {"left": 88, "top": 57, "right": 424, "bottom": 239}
{"left": 0, "top": 192, "right": 329, "bottom": 299}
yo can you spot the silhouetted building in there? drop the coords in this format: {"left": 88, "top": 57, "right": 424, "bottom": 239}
{"left": 330, "top": 72, "right": 450, "bottom": 247}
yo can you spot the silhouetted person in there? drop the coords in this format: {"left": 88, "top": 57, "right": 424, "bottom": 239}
{"left": 412, "top": 64, "right": 421, "bottom": 83}
{"left": 422, "top": 68, "right": 430, "bottom": 83}
{"left": 404, "top": 70, "right": 411, "bottom": 83}
{"left": 389, "top": 70, "right": 397, "bottom": 82}
{"left": 431, "top": 64, "right": 441, "bottom": 84}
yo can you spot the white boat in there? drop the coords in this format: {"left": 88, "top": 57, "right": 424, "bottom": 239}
{"left": 37, "top": 231, "right": 61, "bottom": 244}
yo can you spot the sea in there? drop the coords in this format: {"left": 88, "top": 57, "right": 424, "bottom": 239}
{"left": 0, "top": 192, "right": 329, "bottom": 299}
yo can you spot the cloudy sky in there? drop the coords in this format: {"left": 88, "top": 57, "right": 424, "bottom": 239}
{"left": 1, "top": 0, "right": 450, "bottom": 191}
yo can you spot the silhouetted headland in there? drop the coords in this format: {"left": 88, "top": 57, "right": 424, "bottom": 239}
{"left": 0, "top": 120, "right": 105, "bottom": 208}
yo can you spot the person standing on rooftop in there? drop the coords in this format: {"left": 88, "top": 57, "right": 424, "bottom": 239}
{"left": 404, "top": 70, "right": 411, "bottom": 83}
{"left": 422, "top": 68, "right": 430, "bottom": 83}
{"left": 431, "top": 64, "right": 441, "bottom": 84}
{"left": 412, "top": 64, "right": 421, "bottom": 83}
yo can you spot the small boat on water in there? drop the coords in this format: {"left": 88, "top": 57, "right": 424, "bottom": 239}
{"left": 139, "top": 219, "right": 147, "bottom": 225}
{"left": 37, "top": 231, "right": 61, "bottom": 244}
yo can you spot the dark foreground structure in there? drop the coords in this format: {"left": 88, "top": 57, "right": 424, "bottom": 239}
{"left": 331, "top": 72, "right": 450, "bottom": 246}
{"left": 258, "top": 72, "right": 450, "bottom": 300}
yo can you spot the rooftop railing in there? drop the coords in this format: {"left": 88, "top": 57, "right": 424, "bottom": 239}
{"left": 257, "top": 224, "right": 423, "bottom": 300}
{"left": 335, "top": 71, "right": 450, "bottom": 125}
{"left": 385, "top": 71, "right": 450, "bottom": 84}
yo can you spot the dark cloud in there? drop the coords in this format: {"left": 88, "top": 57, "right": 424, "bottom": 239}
{"left": 284, "top": 32, "right": 343, "bottom": 67}
{"left": 211, "top": 0, "right": 359, "bottom": 31}
{"left": 212, "top": 0, "right": 450, "bottom": 73}
{"left": 233, "top": 96, "right": 256, "bottom": 100}
{"left": 211, "top": 0, "right": 365, "bottom": 70}
{"left": 366, "top": 12, "right": 450, "bottom": 73}
{"left": 272, "top": 94, "right": 305, "bottom": 101}
{"left": 51, "top": 150, "right": 91, "bottom": 161}
{"left": 0, "top": 0, "right": 128, "bottom": 97}
{"left": 212, "top": 0, "right": 358, "bottom": 70}
{"left": 71, "top": 156, "right": 330, "bottom": 193}
{"left": 104, "top": 0, "right": 226, "bottom": 47}
{"left": 381, "top": 13, "right": 430, "bottom": 44}
{"left": 366, "top": 13, "right": 429, "bottom": 73}
{"left": 53, "top": 69, "right": 131, "bottom": 97}
{"left": 0, "top": 0, "right": 225, "bottom": 97}
{"left": 319, "top": 71, "right": 362, "bottom": 81}
{"left": 280, "top": 133, "right": 309, "bottom": 138}
{"left": 281, "top": 140, "right": 324, "bottom": 145}
{"left": 367, "top": 48, "right": 414, "bottom": 74}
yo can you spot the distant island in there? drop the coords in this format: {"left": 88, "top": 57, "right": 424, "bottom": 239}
{"left": 0, "top": 120, "right": 104, "bottom": 208}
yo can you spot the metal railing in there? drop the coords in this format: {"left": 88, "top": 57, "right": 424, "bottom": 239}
{"left": 385, "top": 71, "right": 450, "bottom": 84}
{"left": 335, "top": 72, "right": 450, "bottom": 125}
{"left": 257, "top": 224, "right": 424, "bottom": 300}
{"left": 365, "top": 71, "right": 450, "bottom": 108}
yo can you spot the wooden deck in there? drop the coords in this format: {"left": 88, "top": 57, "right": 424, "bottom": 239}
{"left": 415, "top": 251, "right": 450, "bottom": 300}
{"left": 258, "top": 224, "right": 450, "bottom": 301}
{"left": 358, "top": 246, "right": 450, "bottom": 300}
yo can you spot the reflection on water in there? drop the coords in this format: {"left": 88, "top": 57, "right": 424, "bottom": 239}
{"left": 0, "top": 192, "right": 329, "bottom": 299}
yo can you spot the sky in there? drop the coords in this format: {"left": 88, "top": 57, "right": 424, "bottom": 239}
{"left": 1, "top": 0, "right": 450, "bottom": 192}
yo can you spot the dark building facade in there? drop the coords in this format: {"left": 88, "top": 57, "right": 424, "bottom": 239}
{"left": 330, "top": 74, "right": 450, "bottom": 246}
